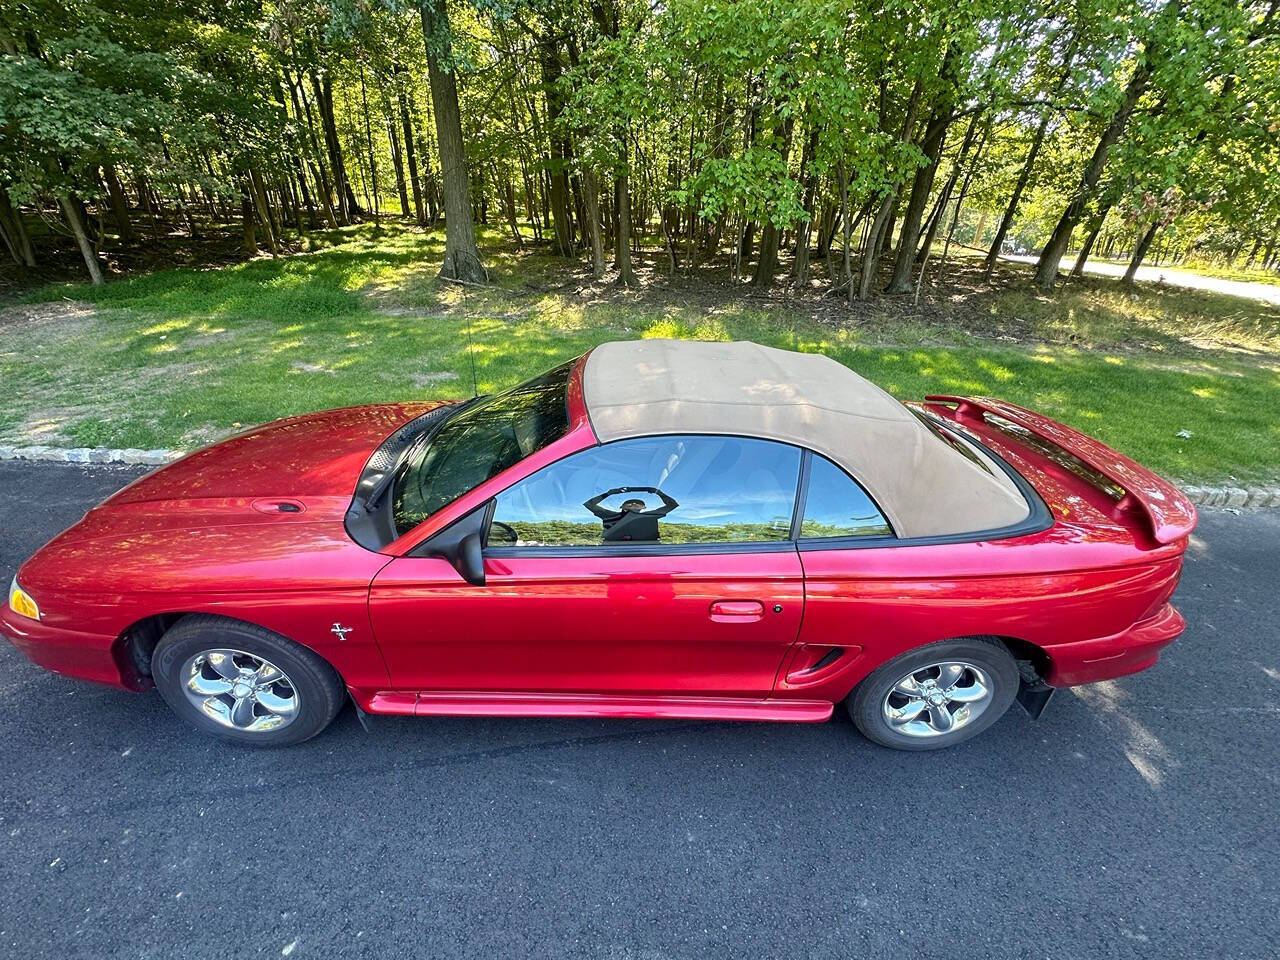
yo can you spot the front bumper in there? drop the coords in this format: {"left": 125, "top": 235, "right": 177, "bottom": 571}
{"left": 0, "top": 607, "right": 139, "bottom": 689}
{"left": 1045, "top": 603, "right": 1185, "bottom": 687}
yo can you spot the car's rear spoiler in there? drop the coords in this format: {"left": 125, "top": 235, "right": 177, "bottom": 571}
{"left": 925, "top": 395, "right": 1197, "bottom": 545}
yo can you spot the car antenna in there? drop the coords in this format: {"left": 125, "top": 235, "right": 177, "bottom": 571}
{"left": 442, "top": 275, "right": 480, "bottom": 398}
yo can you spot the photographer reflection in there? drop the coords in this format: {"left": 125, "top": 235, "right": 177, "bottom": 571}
{"left": 583, "top": 486, "right": 680, "bottom": 542}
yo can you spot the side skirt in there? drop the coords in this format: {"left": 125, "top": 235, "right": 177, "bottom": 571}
{"left": 355, "top": 690, "right": 833, "bottom": 723}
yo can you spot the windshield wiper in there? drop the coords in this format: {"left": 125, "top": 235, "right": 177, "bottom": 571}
{"left": 357, "top": 396, "right": 485, "bottom": 514}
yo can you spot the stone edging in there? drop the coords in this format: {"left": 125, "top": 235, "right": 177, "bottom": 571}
{"left": 1, "top": 444, "right": 1278, "bottom": 507}
{"left": 1177, "top": 484, "right": 1280, "bottom": 508}
{"left": 0, "top": 444, "right": 179, "bottom": 466}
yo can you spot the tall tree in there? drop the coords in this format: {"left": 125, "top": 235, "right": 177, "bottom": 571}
{"left": 420, "top": 0, "right": 487, "bottom": 282}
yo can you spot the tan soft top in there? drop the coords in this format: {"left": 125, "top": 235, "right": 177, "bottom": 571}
{"left": 582, "top": 340, "right": 1030, "bottom": 538}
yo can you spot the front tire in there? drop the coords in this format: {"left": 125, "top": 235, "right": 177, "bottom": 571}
{"left": 152, "top": 615, "right": 346, "bottom": 746}
{"left": 847, "top": 637, "right": 1019, "bottom": 751}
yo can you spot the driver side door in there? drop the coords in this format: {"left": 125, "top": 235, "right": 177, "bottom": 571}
{"left": 368, "top": 434, "right": 806, "bottom": 698}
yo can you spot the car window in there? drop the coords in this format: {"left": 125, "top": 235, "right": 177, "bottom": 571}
{"left": 489, "top": 435, "right": 802, "bottom": 548}
{"left": 800, "top": 454, "right": 892, "bottom": 539}
{"left": 392, "top": 362, "right": 572, "bottom": 535}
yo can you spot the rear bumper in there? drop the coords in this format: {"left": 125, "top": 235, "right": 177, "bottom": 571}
{"left": 1045, "top": 603, "right": 1185, "bottom": 687}
{"left": 0, "top": 608, "right": 136, "bottom": 689}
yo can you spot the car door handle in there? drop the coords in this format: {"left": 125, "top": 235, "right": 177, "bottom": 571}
{"left": 708, "top": 600, "right": 766, "bottom": 622}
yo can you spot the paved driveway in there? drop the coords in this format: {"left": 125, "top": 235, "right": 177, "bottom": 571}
{"left": 1001, "top": 252, "right": 1280, "bottom": 305}
{"left": 0, "top": 460, "right": 1276, "bottom": 959}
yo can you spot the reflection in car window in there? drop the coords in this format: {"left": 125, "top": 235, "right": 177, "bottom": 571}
{"left": 392, "top": 362, "right": 571, "bottom": 535}
{"left": 489, "top": 435, "right": 801, "bottom": 547}
{"left": 800, "top": 454, "right": 892, "bottom": 539}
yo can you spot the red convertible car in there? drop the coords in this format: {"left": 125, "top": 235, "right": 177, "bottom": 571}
{"left": 3, "top": 340, "right": 1196, "bottom": 750}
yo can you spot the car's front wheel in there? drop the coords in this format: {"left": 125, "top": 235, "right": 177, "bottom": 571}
{"left": 847, "top": 637, "right": 1019, "bottom": 750}
{"left": 152, "top": 615, "right": 346, "bottom": 746}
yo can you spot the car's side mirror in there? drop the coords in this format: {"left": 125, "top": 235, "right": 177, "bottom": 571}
{"left": 413, "top": 502, "right": 490, "bottom": 586}
{"left": 456, "top": 530, "right": 486, "bottom": 586}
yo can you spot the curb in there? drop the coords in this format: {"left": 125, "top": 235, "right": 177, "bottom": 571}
{"left": 1178, "top": 484, "right": 1280, "bottom": 509}
{"left": 0, "top": 445, "right": 180, "bottom": 466}
{"left": 2, "top": 445, "right": 1278, "bottom": 508}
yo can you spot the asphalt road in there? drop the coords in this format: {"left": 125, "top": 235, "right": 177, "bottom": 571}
{"left": 1000, "top": 252, "right": 1280, "bottom": 306}
{"left": 1, "top": 460, "right": 1276, "bottom": 959}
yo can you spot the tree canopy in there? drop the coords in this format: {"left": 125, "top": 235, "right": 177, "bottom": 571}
{"left": 2, "top": 0, "right": 1278, "bottom": 288}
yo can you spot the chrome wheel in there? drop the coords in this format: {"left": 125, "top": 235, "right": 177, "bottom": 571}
{"left": 180, "top": 648, "right": 299, "bottom": 734}
{"left": 881, "top": 661, "right": 993, "bottom": 739}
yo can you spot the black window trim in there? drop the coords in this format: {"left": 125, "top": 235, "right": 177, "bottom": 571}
{"left": 429, "top": 423, "right": 1050, "bottom": 562}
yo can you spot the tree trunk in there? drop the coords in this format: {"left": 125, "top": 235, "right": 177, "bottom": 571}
{"left": 752, "top": 223, "right": 780, "bottom": 289}
{"left": 792, "top": 127, "right": 820, "bottom": 285}
{"left": 887, "top": 102, "right": 954, "bottom": 293}
{"left": 421, "top": 0, "right": 488, "bottom": 282}
{"left": 249, "top": 170, "right": 280, "bottom": 255}
{"left": 241, "top": 195, "right": 257, "bottom": 253}
{"left": 859, "top": 194, "right": 894, "bottom": 301}
{"left": 292, "top": 155, "right": 317, "bottom": 228}
{"left": 582, "top": 168, "right": 605, "bottom": 279}
{"left": 1069, "top": 205, "right": 1111, "bottom": 279}
{"left": 934, "top": 120, "right": 991, "bottom": 286}
{"left": 1122, "top": 222, "right": 1159, "bottom": 283}
{"left": 615, "top": 167, "right": 635, "bottom": 285}
{"left": 753, "top": 116, "right": 795, "bottom": 288}
{"left": 284, "top": 66, "right": 338, "bottom": 228}
{"left": 398, "top": 86, "right": 426, "bottom": 224}
{"left": 837, "top": 162, "right": 853, "bottom": 301}
{"left": 540, "top": 38, "right": 575, "bottom": 257}
{"left": 0, "top": 199, "right": 18, "bottom": 263}
{"left": 359, "top": 63, "right": 380, "bottom": 221}
{"left": 984, "top": 33, "right": 1080, "bottom": 277}
{"left": 58, "top": 190, "right": 103, "bottom": 284}
{"left": 387, "top": 112, "right": 411, "bottom": 217}
{"left": 101, "top": 164, "right": 133, "bottom": 242}
{"left": 0, "top": 187, "right": 36, "bottom": 266}
{"left": 311, "top": 71, "right": 359, "bottom": 222}
{"left": 916, "top": 112, "right": 983, "bottom": 268}
{"left": 1034, "top": 57, "right": 1152, "bottom": 290}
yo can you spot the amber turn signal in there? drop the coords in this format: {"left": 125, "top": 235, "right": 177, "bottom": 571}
{"left": 8, "top": 577, "right": 40, "bottom": 621}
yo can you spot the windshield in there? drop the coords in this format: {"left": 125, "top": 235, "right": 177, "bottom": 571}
{"left": 391, "top": 361, "right": 573, "bottom": 535}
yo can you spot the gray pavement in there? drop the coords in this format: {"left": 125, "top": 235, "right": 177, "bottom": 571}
{"left": 0, "top": 460, "right": 1276, "bottom": 959}
{"left": 1000, "top": 252, "right": 1280, "bottom": 305}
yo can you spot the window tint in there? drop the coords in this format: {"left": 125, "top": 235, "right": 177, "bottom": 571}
{"left": 489, "top": 435, "right": 801, "bottom": 548}
{"left": 800, "top": 454, "right": 892, "bottom": 539}
{"left": 392, "top": 362, "right": 571, "bottom": 535}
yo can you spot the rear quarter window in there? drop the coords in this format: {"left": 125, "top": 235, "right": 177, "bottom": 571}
{"left": 800, "top": 454, "right": 893, "bottom": 539}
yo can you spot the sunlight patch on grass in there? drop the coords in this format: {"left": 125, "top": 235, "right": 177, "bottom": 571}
{"left": 3, "top": 222, "right": 1277, "bottom": 483}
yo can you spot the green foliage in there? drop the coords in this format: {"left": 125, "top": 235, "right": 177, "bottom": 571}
{"left": 2, "top": 0, "right": 1278, "bottom": 285}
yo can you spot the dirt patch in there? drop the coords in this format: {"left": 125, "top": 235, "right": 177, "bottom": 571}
{"left": 0, "top": 299, "right": 97, "bottom": 332}
{"left": 5, "top": 403, "right": 100, "bottom": 445}
{"left": 410, "top": 371, "right": 460, "bottom": 387}
{"left": 291, "top": 361, "right": 338, "bottom": 375}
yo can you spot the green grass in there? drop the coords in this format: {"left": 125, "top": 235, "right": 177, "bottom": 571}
{"left": 3, "top": 222, "right": 1278, "bottom": 484}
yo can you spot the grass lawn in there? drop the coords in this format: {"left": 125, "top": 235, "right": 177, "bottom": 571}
{"left": 2, "top": 222, "right": 1277, "bottom": 485}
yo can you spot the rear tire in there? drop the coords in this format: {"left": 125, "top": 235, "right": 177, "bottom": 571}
{"left": 847, "top": 637, "right": 1019, "bottom": 751}
{"left": 152, "top": 615, "right": 346, "bottom": 747}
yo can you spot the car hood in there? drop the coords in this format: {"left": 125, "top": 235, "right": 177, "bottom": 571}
{"left": 105, "top": 402, "right": 444, "bottom": 511}
{"left": 15, "top": 403, "right": 450, "bottom": 615}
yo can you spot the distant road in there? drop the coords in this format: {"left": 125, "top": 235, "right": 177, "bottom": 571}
{"left": 1000, "top": 252, "right": 1280, "bottom": 306}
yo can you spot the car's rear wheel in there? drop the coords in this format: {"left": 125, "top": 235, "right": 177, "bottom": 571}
{"left": 152, "top": 616, "right": 346, "bottom": 746}
{"left": 846, "top": 637, "right": 1019, "bottom": 751}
